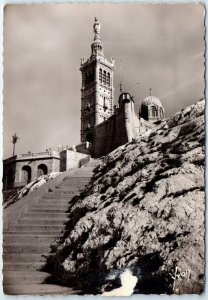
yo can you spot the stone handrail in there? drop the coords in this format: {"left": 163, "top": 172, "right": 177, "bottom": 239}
{"left": 3, "top": 151, "right": 60, "bottom": 163}
{"left": 18, "top": 151, "right": 60, "bottom": 158}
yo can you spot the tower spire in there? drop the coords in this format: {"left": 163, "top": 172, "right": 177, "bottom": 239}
{"left": 91, "top": 17, "right": 104, "bottom": 57}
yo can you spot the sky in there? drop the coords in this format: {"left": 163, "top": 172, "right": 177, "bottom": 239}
{"left": 3, "top": 3, "right": 205, "bottom": 158}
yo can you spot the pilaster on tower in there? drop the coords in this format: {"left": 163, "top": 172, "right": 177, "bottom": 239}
{"left": 80, "top": 18, "right": 115, "bottom": 144}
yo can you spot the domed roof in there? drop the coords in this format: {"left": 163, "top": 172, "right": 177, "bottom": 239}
{"left": 142, "top": 95, "right": 162, "bottom": 107}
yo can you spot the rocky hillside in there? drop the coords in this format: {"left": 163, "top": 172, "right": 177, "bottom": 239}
{"left": 47, "top": 98, "right": 205, "bottom": 295}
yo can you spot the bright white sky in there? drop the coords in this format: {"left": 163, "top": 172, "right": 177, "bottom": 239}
{"left": 3, "top": 3, "right": 205, "bottom": 158}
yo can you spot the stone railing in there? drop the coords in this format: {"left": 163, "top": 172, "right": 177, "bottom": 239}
{"left": 3, "top": 151, "right": 60, "bottom": 163}
{"left": 18, "top": 151, "right": 60, "bottom": 158}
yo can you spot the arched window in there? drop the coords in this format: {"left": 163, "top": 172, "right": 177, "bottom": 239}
{"left": 103, "top": 70, "right": 106, "bottom": 85}
{"left": 159, "top": 108, "right": 163, "bottom": 119}
{"left": 140, "top": 105, "right": 148, "bottom": 120}
{"left": 37, "top": 164, "right": 48, "bottom": 177}
{"left": 152, "top": 106, "right": 157, "bottom": 118}
{"left": 99, "top": 68, "right": 102, "bottom": 83}
{"left": 21, "top": 165, "right": 32, "bottom": 186}
{"left": 107, "top": 73, "right": 110, "bottom": 86}
{"left": 103, "top": 97, "right": 108, "bottom": 111}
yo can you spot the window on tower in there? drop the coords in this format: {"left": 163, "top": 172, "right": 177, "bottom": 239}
{"left": 103, "top": 70, "right": 106, "bottom": 85}
{"left": 99, "top": 68, "right": 102, "bottom": 83}
{"left": 159, "top": 108, "right": 163, "bottom": 118}
{"left": 85, "top": 69, "right": 95, "bottom": 86}
{"left": 107, "top": 73, "right": 110, "bottom": 86}
{"left": 103, "top": 97, "right": 108, "bottom": 111}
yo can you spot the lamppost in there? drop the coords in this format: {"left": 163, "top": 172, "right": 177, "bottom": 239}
{"left": 12, "top": 133, "right": 19, "bottom": 156}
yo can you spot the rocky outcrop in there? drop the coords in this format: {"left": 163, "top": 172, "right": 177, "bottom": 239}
{"left": 47, "top": 98, "right": 205, "bottom": 295}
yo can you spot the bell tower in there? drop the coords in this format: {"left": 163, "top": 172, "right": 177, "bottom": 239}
{"left": 80, "top": 18, "right": 115, "bottom": 143}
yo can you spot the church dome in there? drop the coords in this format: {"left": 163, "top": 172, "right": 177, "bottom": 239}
{"left": 142, "top": 95, "right": 163, "bottom": 107}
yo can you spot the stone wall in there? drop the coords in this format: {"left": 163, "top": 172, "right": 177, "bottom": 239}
{"left": 3, "top": 156, "right": 60, "bottom": 189}
{"left": 76, "top": 142, "right": 91, "bottom": 155}
{"left": 91, "top": 93, "right": 148, "bottom": 158}
{"left": 92, "top": 111, "right": 127, "bottom": 157}
{"left": 15, "top": 157, "right": 60, "bottom": 187}
{"left": 60, "top": 149, "right": 90, "bottom": 171}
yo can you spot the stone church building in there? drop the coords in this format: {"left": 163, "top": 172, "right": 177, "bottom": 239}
{"left": 76, "top": 17, "right": 164, "bottom": 157}
{"left": 3, "top": 18, "right": 164, "bottom": 190}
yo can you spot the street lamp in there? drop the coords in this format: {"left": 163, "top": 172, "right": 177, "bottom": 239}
{"left": 12, "top": 133, "right": 19, "bottom": 156}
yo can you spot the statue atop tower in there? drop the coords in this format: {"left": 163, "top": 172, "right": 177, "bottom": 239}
{"left": 93, "top": 17, "right": 100, "bottom": 38}
{"left": 91, "top": 17, "right": 104, "bottom": 58}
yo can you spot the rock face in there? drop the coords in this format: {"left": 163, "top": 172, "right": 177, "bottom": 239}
{"left": 48, "top": 99, "right": 205, "bottom": 295}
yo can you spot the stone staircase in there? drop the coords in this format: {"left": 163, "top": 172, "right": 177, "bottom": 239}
{"left": 3, "top": 163, "right": 96, "bottom": 295}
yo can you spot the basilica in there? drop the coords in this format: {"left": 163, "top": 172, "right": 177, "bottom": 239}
{"left": 76, "top": 17, "right": 164, "bottom": 157}
{"left": 3, "top": 18, "right": 164, "bottom": 190}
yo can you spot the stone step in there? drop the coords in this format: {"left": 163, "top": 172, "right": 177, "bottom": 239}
{"left": 42, "top": 194, "right": 74, "bottom": 199}
{"left": 3, "top": 233, "right": 57, "bottom": 244}
{"left": 60, "top": 182, "right": 89, "bottom": 187}
{"left": 3, "top": 270, "right": 50, "bottom": 285}
{"left": 53, "top": 186, "right": 84, "bottom": 195}
{"left": 30, "top": 201, "right": 69, "bottom": 210}
{"left": 18, "top": 219, "right": 68, "bottom": 226}
{"left": 4, "top": 243, "right": 52, "bottom": 254}
{"left": 3, "top": 261, "right": 46, "bottom": 272}
{"left": 48, "top": 191, "right": 78, "bottom": 196}
{"left": 3, "top": 283, "right": 78, "bottom": 295}
{"left": 55, "top": 183, "right": 87, "bottom": 189}
{"left": 3, "top": 168, "right": 94, "bottom": 295}
{"left": 59, "top": 178, "right": 90, "bottom": 182}
{"left": 37, "top": 199, "right": 71, "bottom": 205}
{"left": 4, "top": 230, "right": 63, "bottom": 236}
{"left": 67, "top": 174, "right": 93, "bottom": 178}
{"left": 10, "top": 223, "right": 65, "bottom": 234}
{"left": 22, "top": 212, "right": 69, "bottom": 219}
{"left": 63, "top": 176, "right": 91, "bottom": 180}
{"left": 28, "top": 208, "right": 68, "bottom": 214}
{"left": 31, "top": 204, "right": 69, "bottom": 210}
{"left": 41, "top": 196, "right": 71, "bottom": 201}
{"left": 3, "top": 253, "right": 53, "bottom": 263}
{"left": 59, "top": 181, "right": 90, "bottom": 186}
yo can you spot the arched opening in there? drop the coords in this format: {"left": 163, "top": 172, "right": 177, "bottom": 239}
{"left": 86, "top": 132, "right": 93, "bottom": 143}
{"left": 7, "top": 168, "right": 14, "bottom": 185}
{"left": 141, "top": 105, "right": 148, "bottom": 120}
{"left": 5, "top": 168, "right": 14, "bottom": 189}
{"left": 159, "top": 108, "right": 163, "bottom": 119}
{"left": 99, "top": 68, "right": 102, "bottom": 83}
{"left": 103, "top": 70, "right": 106, "bottom": 85}
{"left": 21, "top": 165, "right": 31, "bottom": 186}
{"left": 151, "top": 106, "right": 157, "bottom": 118}
{"left": 37, "top": 164, "right": 48, "bottom": 177}
{"left": 107, "top": 72, "right": 110, "bottom": 86}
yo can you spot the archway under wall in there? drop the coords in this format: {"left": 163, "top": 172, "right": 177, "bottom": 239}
{"left": 4, "top": 168, "right": 14, "bottom": 189}
{"left": 21, "top": 165, "right": 32, "bottom": 186}
{"left": 37, "top": 164, "right": 48, "bottom": 177}
{"left": 86, "top": 132, "right": 93, "bottom": 143}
